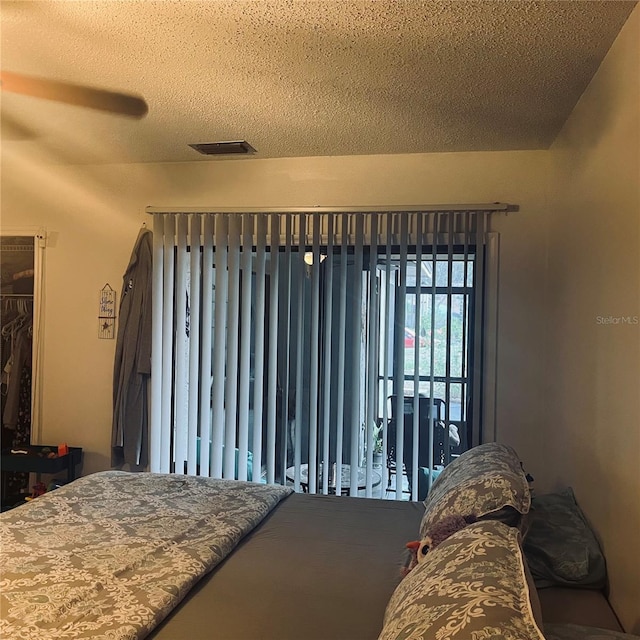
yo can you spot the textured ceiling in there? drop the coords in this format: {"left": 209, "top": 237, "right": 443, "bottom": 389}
{"left": 0, "top": 0, "right": 636, "bottom": 164}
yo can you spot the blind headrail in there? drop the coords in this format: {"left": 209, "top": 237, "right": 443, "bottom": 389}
{"left": 146, "top": 203, "right": 517, "bottom": 215}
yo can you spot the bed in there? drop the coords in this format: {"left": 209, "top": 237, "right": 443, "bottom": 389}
{"left": 1, "top": 445, "right": 635, "bottom": 640}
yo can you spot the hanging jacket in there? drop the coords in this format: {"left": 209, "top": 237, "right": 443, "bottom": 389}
{"left": 112, "top": 228, "right": 152, "bottom": 468}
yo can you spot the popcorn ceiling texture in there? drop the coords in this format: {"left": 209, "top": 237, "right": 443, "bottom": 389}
{"left": 1, "top": 0, "right": 635, "bottom": 164}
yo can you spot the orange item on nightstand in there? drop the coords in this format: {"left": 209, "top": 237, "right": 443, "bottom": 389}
{"left": 58, "top": 443, "right": 69, "bottom": 456}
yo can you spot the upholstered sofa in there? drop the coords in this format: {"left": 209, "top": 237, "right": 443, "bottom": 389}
{"left": 379, "top": 443, "right": 638, "bottom": 639}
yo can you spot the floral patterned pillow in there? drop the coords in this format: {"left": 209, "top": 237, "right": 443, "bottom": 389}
{"left": 379, "top": 520, "right": 545, "bottom": 640}
{"left": 420, "top": 442, "right": 531, "bottom": 538}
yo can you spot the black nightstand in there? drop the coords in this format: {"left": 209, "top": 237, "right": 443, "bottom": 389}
{"left": 1, "top": 446, "right": 83, "bottom": 509}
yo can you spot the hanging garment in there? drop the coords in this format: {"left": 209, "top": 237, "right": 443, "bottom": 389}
{"left": 1, "top": 307, "right": 33, "bottom": 499}
{"left": 5, "top": 366, "right": 31, "bottom": 498}
{"left": 2, "top": 321, "right": 31, "bottom": 430}
{"left": 112, "top": 228, "right": 152, "bottom": 468}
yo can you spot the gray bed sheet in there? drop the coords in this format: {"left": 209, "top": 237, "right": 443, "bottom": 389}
{"left": 148, "top": 492, "right": 424, "bottom": 640}
{"left": 148, "top": 492, "right": 623, "bottom": 640}
{"left": 538, "top": 587, "right": 623, "bottom": 632}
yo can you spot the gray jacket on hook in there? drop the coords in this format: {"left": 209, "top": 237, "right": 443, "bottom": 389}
{"left": 112, "top": 227, "right": 152, "bottom": 469}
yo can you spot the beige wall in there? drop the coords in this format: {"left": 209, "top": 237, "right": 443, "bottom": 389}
{"left": 547, "top": 6, "right": 640, "bottom": 633}
{"left": 1, "top": 149, "right": 550, "bottom": 476}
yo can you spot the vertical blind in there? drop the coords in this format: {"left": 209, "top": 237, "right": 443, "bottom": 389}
{"left": 148, "top": 206, "right": 505, "bottom": 500}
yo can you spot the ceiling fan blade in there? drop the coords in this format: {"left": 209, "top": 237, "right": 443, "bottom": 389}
{"left": 1, "top": 111, "right": 37, "bottom": 140}
{"left": 0, "top": 71, "right": 148, "bottom": 118}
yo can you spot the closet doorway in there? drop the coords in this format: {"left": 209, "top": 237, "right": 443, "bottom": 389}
{"left": 1, "top": 232, "right": 44, "bottom": 509}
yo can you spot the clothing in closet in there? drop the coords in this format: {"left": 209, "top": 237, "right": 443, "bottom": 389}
{"left": 112, "top": 227, "right": 153, "bottom": 469}
{"left": 1, "top": 300, "right": 33, "bottom": 499}
{"left": 3, "top": 315, "right": 31, "bottom": 430}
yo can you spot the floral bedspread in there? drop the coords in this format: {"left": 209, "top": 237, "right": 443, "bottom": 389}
{"left": 0, "top": 471, "right": 292, "bottom": 640}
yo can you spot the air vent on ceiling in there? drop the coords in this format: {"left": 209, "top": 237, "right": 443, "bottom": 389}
{"left": 188, "top": 140, "right": 256, "bottom": 156}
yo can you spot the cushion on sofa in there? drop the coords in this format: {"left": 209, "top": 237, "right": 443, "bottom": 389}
{"left": 379, "top": 520, "right": 544, "bottom": 640}
{"left": 419, "top": 442, "right": 531, "bottom": 538}
{"left": 523, "top": 487, "right": 607, "bottom": 589}
{"left": 544, "top": 623, "right": 640, "bottom": 640}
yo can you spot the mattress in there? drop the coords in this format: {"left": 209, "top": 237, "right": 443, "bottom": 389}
{"left": 149, "top": 493, "right": 424, "bottom": 640}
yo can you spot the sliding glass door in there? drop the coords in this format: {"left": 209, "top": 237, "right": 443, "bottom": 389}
{"left": 149, "top": 209, "right": 498, "bottom": 501}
